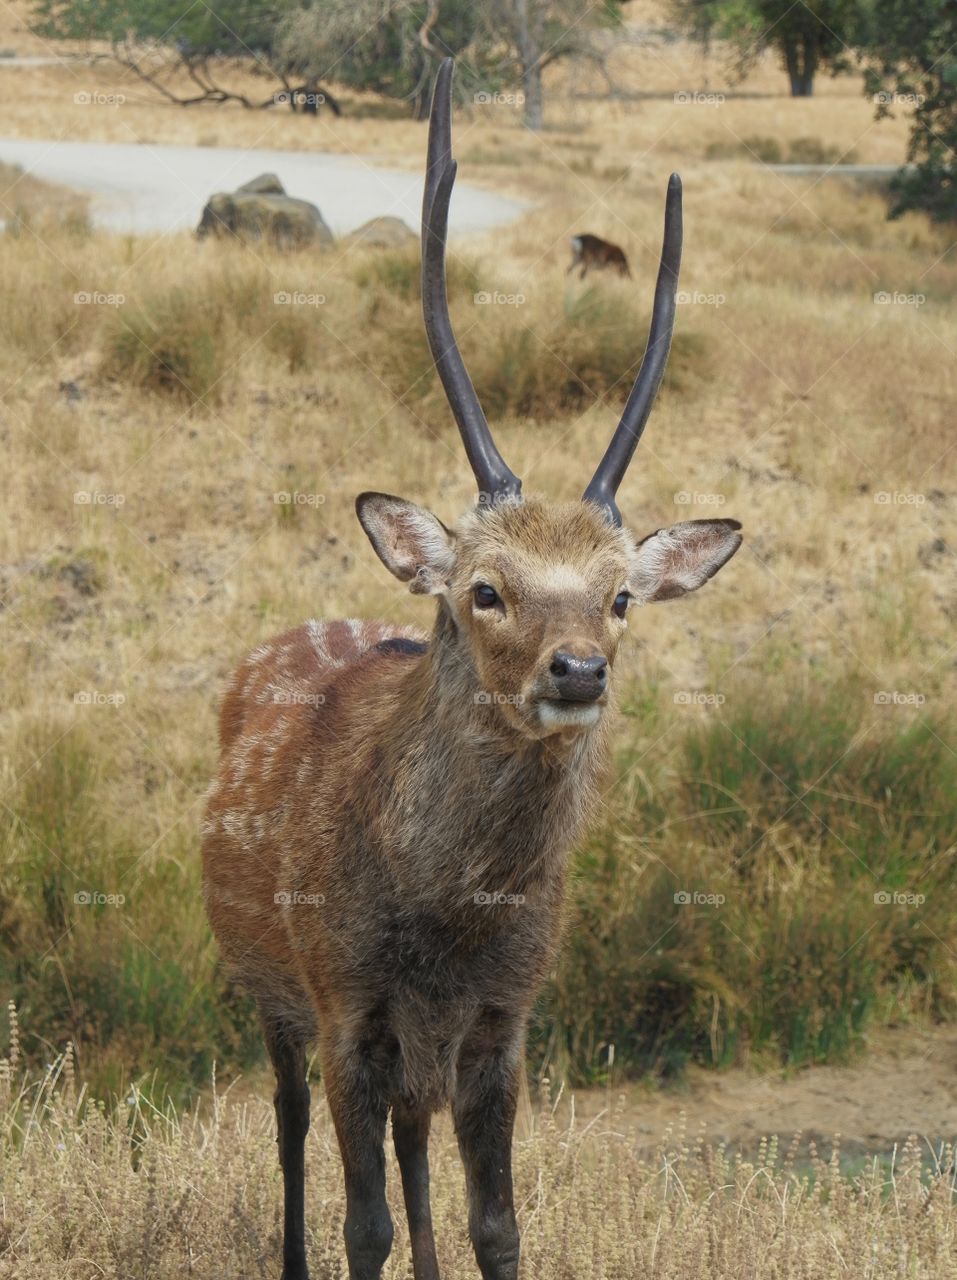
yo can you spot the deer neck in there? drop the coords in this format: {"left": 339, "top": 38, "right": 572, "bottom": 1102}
{"left": 375, "top": 603, "right": 609, "bottom": 899}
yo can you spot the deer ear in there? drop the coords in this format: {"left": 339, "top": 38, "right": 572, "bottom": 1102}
{"left": 631, "top": 519, "right": 742, "bottom": 603}
{"left": 356, "top": 493, "right": 455, "bottom": 595}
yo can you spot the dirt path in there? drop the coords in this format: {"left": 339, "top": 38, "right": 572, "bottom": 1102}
{"left": 216, "top": 1025, "right": 956, "bottom": 1163}
{"left": 0, "top": 137, "right": 527, "bottom": 235}
{"left": 551, "top": 1025, "right": 957, "bottom": 1159}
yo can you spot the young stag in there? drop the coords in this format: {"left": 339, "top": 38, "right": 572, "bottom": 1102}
{"left": 567, "top": 232, "right": 631, "bottom": 279}
{"left": 202, "top": 58, "right": 742, "bottom": 1280}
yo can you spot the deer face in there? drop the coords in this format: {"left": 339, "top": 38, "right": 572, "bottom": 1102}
{"left": 354, "top": 58, "right": 743, "bottom": 740}
{"left": 357, "top": 494, "right": 741, "bottom": 739}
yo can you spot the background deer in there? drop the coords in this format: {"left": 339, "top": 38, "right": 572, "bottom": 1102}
{"left": 567, "top": 232, "right": 631, "bottom": 279}
{"left": 202, "top": 58, "right": 742, "bottom": 1280}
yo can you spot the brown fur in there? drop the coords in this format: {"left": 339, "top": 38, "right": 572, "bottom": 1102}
{"left": 567, "top": 233, "right": 632, "bottom": 279}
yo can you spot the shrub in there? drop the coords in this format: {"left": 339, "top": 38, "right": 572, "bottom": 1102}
{"left": 535, "top": 684, "right": 957, "bottom": 1083}
{"left": 101, "top": 286, "right": 228, "bottom": 403}
{"left": 351, "top": 245, "right": 480, "bottom": 302}
{"left": 705, "top": 136, "right": 859, "bottom": 165}
{"left": 363, "top": 282, "right": 709, "bottom": 425}
{"left": 0, "top": 723, "right": 259, "bottom": 1102}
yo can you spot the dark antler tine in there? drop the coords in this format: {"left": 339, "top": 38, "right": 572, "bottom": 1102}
{"left": 422, "top": 58, "right": 452, "bottom": 261}
{"left": 582, "top": 173, "right": 683, "bottom": 527}
{"left": 422, "top": 58, "right": 521, "bottom": 505}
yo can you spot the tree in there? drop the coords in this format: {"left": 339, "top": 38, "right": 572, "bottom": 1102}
{"left": 861, "top": 0, "right": 957, "bottom": 221}
{"left": 270, "top": 0, "right": 483, "bottom": 121}
{"left": 475, "top": 0, "right": 622, "bottom": 129}
{"left": 673, "top": 0, "right": 860, "bottom": 97}
{"left": 32, "top": 0, "right": 344, "bottom": 113}
{"left": 33, "top": 0, "right": 622, "bottom": 126}
{"left": 275, "top": 0, "right": 623, "bottom": 128}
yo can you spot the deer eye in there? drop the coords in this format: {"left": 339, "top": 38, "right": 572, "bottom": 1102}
{"left": 612, "top": 591, "right": 630, "bottom": 619}
{"left": 473, "top": 583, "right": 499, "bottom": 609}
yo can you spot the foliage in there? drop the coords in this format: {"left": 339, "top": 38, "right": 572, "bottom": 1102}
{"left": 862, "top": 0, "right": 957, "bottom": 221}
{"left": 31, "top": 0, "right": 623, "bottom": 123}
{"left": 536, "top": 685, "right": 957, "bottom": 1083}
{"left": 0, "top": 727, "right": 261, "bottom": 1103}
{"left": 32, "top": 0, "right": 341, "bottom": 112}
{"left": 272, "top": 0, "right": 485, "bottom": 121}
{"left": 32, "top": 0, "right": 283, "bottom": 50}
{"left": 673, "top": 0, "right": 863, "bottom": 96}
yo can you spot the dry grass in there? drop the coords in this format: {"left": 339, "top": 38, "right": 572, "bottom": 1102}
{"left": 1, "top": 1014, "right": 955, "bottom": 1279}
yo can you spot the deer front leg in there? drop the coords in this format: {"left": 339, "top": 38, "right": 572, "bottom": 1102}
{"left": 393, "top": 1099, "right": 440, "bottom": 1280}
{"left": 323, "top": 1041, "right": 394, "bottom": 1280}
{"left": 453, "top": 1014, "right": 522, "bottom": 1280}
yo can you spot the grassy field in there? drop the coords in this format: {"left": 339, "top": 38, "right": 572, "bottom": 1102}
{"left": 0, "top": 0, "right": 953, "bottom": 1114}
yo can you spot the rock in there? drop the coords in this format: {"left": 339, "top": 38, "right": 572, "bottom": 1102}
{"left": 196, "top": 190, "right": 334, "bottom": 251}
{"left": 237, "top": 173, "right": 286, "bottom": 196}
{"left": 345, "top": 216, "right": 417, "bottom": 248}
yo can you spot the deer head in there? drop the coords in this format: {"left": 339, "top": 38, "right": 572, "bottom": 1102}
{"left": 357, "top": 59, "right": 741, "bottom": 741}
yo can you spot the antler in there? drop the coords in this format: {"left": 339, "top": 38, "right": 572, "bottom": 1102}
{"left": 582, "top": 174, "right": 683, "bottom": 527}
{"left": 423, "top": 58, "right": 522, "bottom": 505}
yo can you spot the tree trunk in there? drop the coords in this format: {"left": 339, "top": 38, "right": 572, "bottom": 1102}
{"left": 784, "top": 32, "right": 817, "bottom": 97}
{"left": 522, "top": 61, "right": 543, "bottom": 129}
{"left": 513, "top": 0, "right": 544, "bottom": 130}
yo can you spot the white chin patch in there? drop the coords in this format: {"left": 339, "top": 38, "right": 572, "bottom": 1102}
{"left": 537, "top": 701, "right": 603, "bottom": 733}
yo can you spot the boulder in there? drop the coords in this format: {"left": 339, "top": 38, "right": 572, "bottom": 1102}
{"left": 237, "top": 173, "right": 286, "bottom": 196}
{"left": 345, "top": 216, "right": 417, "bottom": 249}
{"left": 196, "top": 189, "right": 334, "bottom": 251}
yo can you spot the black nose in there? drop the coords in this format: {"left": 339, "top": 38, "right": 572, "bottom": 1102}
{"left": 549, "top": 651, "right": 607, "bottom": 703}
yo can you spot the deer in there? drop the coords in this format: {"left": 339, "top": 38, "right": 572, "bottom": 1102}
{"left": 567, "top": 232, "right": 631, "bottom": 279}
{"left": 202, "top": 57, "right": 742, "bottom": 1280}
